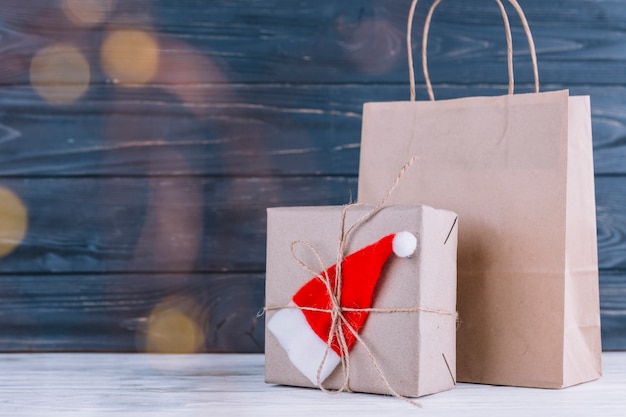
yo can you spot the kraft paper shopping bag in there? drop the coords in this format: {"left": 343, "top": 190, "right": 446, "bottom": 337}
{"left": 357, "top": 0, "right": 602, "bottom": 388}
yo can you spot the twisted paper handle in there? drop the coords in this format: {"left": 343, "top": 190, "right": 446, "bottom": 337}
{"left": 408, "top": 0, "right": 539, "bottom": 101}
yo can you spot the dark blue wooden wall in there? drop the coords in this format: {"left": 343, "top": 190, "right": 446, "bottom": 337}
{"left": 0, "top": 0, "right": 625, "bottom": 352}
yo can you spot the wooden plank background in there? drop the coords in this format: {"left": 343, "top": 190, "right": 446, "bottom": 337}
{"left": 0, "top": 0, "right": 625, "bottom": 352}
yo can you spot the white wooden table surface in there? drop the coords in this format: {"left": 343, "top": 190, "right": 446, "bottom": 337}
{"left": 1, "top": 352, "right": 625, "bottom": 416}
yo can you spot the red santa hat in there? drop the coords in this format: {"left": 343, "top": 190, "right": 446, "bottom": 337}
{"left": 268, "top": 231, "right": 418, "bottom": 385}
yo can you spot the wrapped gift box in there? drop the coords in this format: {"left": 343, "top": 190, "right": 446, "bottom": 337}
{"left": 265, "top": 204, "right": 458, "bottom": 398}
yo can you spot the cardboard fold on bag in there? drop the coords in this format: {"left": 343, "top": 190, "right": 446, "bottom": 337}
{"left": 357, "top": 89, "right": 602, "bottom": 388}
{"left": 264, "top": 205, "right": 458, "bottom": 397}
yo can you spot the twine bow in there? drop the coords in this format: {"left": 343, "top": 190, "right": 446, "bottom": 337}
{"left": 265, "top": 155, "right": 459, "bottom": 407}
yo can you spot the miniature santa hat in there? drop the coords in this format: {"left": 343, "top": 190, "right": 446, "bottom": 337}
{"left": 268, "top": 231, "right": 418, "bottom": 385}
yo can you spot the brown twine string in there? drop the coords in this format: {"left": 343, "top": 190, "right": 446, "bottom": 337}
{"left": 268, "top": 303, "right": 457, "bottom": 320}
{"left": 265, "top": 155, "right": 458, "bottom": 407}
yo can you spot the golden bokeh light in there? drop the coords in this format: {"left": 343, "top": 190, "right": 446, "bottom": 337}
{"left": 101, "top": 30, "right": 159, "bottom": 86}
{"left": 144, "top": 302, "right": 205, "bottom": 354}
{"left": 0, "top": 187, "right": 28, "bottom": 258}
{"left": 30, "top": 44, "right": 91, "bottom": 105}
{"left": 62, "top": 0, "right": 115, "bottom": 27}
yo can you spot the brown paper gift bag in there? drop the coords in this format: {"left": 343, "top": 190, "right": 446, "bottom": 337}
{"left": 357, "top": 0, "right": 602, "bottom": 388}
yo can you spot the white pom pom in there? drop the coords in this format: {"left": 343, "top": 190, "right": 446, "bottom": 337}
{"left": 393, "top": 231, "right": 417, "bottom": 258}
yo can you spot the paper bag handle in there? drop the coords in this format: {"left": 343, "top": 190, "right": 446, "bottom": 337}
{"left": 408, "top": 0, "right": 540, "bottom": 101}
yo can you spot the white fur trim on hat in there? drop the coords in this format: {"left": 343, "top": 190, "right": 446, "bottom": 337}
{"left": 392, "top": 231, "right": 417, "bottom": 258}
{"left": 267, "top": 302, "right": 341, "bottom": 385}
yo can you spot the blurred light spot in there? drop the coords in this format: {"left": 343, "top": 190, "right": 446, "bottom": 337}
{"left": 0, "top": 187, "right": 28, "bottom": 258}
{"left": 30, "top": 44, "right": 91, "bottom": 105}
{"left": 62, "top": 0, "right": 115, "bottom": 27}
{"left": 145, "top": 302, "right": 205, "bottom": 353}
{"left": 101, "top": 30, "right": 159, "bottom": 86}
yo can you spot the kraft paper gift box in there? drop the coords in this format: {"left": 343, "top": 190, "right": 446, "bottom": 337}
{"left": 264, "top": 204, "right": 458, "bottom": 398}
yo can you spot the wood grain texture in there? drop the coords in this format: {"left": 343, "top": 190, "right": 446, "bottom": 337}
{"left": 0, "top": 176, "right": 621, "bottom": 274}
{"left": 596, "top": 176, "right": 626, "bottom": 270}
{"left": 0, "top": 269, "right": 622, "bottom": 353}
{"left": 0, "top": 273, "right": 264, "bottom": 352}
{"left": 2, "top": 0, "right": 626, "bottom": 86}
{"left": 0, "top": 177, "right": 356, "bottom": 273}
{"left": 1, "top": 353, "right": 625, "bottom": 416}
{"left": 1, "top": 84, "right": 626, "bottom": 176}
{"left": 0, "top": 0, "right": 625, "bottom": 351}
{"left": 601, "top": 271, "right": 626, "bottom": 351}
